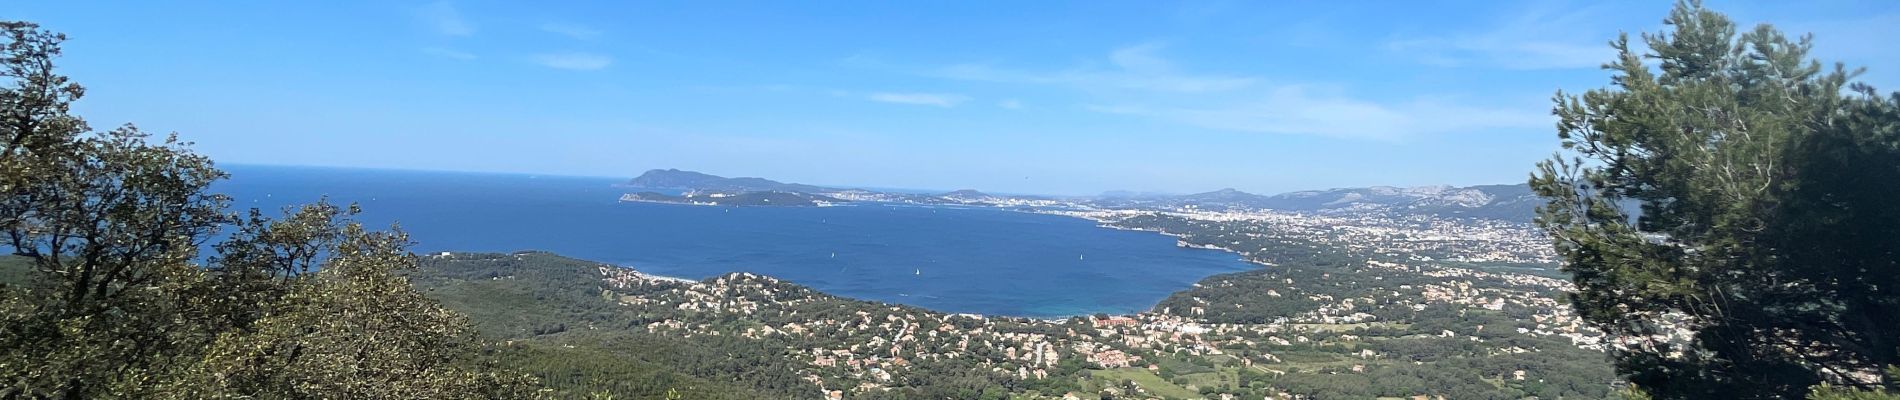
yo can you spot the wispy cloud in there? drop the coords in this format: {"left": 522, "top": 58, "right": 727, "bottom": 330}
{"left": 422, "top": 47, "right": 476, "bottom": 60}
{"left": 1089, "top": 86, "right": 1547, "bottom": 141}
{"left": 997, "top": 99, "right": 1023, "bottom": 109}
{"left": 916, "top": 43, "right": 1545, "bottom": 140}
{"left": 1384, "top": 4, "right": 1616, "bottom": 70}
{"left": 932, "top": 43, "right": 1257, "bottom": 93}
{"left": 540, "top": 22, "right": 603, "bottom": 40}
{"left": 532, "top": 52, "right": 613, "bottom": 70}
{"left": 866, "top": 92, "right": 969, "bottom": 108}
{"left": 417, "top": 0, "right": 474, "bottom": 37}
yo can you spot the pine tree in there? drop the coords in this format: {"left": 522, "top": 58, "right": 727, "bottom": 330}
{"left": 1530, "top": 2, "right": 1900, "bottom": 398}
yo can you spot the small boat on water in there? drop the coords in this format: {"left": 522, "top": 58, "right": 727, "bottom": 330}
{"left": 914, "top": 268, "right": 921, "bottom": 275}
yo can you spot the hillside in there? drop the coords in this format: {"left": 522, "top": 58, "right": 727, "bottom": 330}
{"left": 1083, "top": 184, "right": 1543, "bottom": 222}
{"left": 408, "top": 248, "right": 1615, "bottom": 400}
{"left": 408, "top": 252, "right": 796, "bottom": 399}
{"left": 1259, "top": 184, "right": 1542, "bottom": 222}
{"left": 1176, "top": 188, "right": 1277, "bottom": 211}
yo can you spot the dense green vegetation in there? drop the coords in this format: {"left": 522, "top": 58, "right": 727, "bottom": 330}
{"left": 411, "top": 251, "right": 1094, "bottom": 399}
{"left": 407, "top": 252, "right": 797, "bottom": 398}
{"left": 0, "top": 256, "right": 29, "bottom": 289}
{"left": 1530, "top": 1, "right": 1900, "bottom": 398}
{"left": 0, "top": 22, "right": 536, "bottom": 399}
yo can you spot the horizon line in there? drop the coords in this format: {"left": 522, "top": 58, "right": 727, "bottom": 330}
{"left": 222, "top": 162, "right": 1528, "bottom": 198}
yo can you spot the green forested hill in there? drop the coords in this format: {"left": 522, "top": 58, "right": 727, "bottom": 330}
{"left": 408, "top": 252, "right": 789, "bottom": 399}
{"left": 411, "top": 251, "right": 1063, "bottom": 399}
{"left": 408, "top": 250, "right": 1618, "bottom": 400}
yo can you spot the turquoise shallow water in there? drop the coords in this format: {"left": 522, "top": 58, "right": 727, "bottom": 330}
{"left": 218, "top": 165, "right": 1258, "bottom": 318}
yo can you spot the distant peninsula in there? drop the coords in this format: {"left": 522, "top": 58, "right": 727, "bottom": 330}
{"left": 622, "top": 168, "right": 834, "bottom": 193}
{"left": 618, "top": 191, "right": 846, "bottom": 207}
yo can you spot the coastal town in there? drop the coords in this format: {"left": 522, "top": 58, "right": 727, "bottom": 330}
{"left": 1048, "top": 206, "right": 1558, "bottom": 266}
{"left": 573, "top": 199, "right": 1618, "bottom": 399}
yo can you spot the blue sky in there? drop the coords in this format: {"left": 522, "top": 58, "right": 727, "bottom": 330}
{"left": 9, "top": 1, "right": 1898, "bottom": 195}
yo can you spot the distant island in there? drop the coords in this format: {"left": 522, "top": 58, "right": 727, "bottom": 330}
{"left": 618, "top": 191, "right": 846, "bottom": 207}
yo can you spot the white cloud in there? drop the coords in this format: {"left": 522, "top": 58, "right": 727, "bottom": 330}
{"left": 997, "top": 99, "right": 1023, "bottom": 109}
{"left": 532, "top": 52, "right": 613, "bottom": 70}
{"left": 866, "top": 92, "right": 969, "bottom": 108}
{"left": 1089, "top": 86, "right": 1548, "bottom": 141}
{"left": 422, "top": 47, "right": 476, "bottom": 60}
{"left": 932, "top": 43, "right": 1257, "bottom": 93}
{"left": 1387, "top": 38, "right": 1609, "bottom": 70}
{"left": 418, "top": 0, "right": 474, "bottom": 37}
{"left": 920, "top": 43, "right": 1544, "bottom": 139}
{"left": 540, "top": 23, "right": 603, "bottom": 40}
{"left": 1107, "top": 42, "right": 1173, "bottom": 72}
{"left": 1384, "top": 4, "right": 1617, "bottom": 70}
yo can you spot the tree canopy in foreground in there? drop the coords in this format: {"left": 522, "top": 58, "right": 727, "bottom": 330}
{"left": 0, "top": 21, "right": 539, "bottom": 399}
{"left": 1531, "top": 1, "right": 1900, "bottom": 399}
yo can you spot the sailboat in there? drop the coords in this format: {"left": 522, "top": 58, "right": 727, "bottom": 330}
{"left": 914, "top": 268, "right": 921, "bottom": 275}
{"left": 1078, "top": 254, "right": 1085, "bottom": 261}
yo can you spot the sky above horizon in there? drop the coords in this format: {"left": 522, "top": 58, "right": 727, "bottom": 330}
{"left": 9, "top": 1, "right": 1899, "bottom": 195}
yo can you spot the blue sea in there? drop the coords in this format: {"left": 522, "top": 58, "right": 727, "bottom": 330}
{"left": 217, "top": 165, "right": 1258, "bottom": 318}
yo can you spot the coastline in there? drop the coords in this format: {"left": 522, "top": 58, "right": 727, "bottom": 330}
{"left": 878, "top": 202, "right": 1276, "bottom": 318}
{"left": 617, "top": 195, "right": 846, "bottom": 208}
{"left": 623, "top": 267, "right": 700, "bottom": 284}
{"left": 1033, "top": 208, "right": 1268, "bottom": 269}
{"left": 599, "top": 198, "right": 1270, "bottom": 319}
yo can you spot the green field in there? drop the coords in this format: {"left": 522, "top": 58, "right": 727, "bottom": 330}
{"left": 1088, "top": 368, "right": 1205, "bottom": 399}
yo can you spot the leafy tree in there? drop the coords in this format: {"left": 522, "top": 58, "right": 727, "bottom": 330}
{"left": 0, "top": 20, "right": 228, "bottom": 398}
{"left": 0, "top": 21, "right": 538, "bottom": 399}
{"left": 166, "top": 204, "right": 542, "bottom": 399}
{"left": 1530, "top": 1, "right": 1899, "bottom": 398}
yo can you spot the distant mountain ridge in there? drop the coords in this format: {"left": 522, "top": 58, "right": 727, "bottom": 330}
{"left": 624, "top": 168, "right": 1541, "bottom": 221}
{"left": 1259, "top": 184, "right": 1541, "bottom": 222}
{"left": 1181, "top": 188, "right": 1275, "bottom": 207}
{"left": 1090, "top": 184, "right": 1538, "bottom": 221}
{"left": 938, "top": 189, "right": 991, "bottom": 201}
